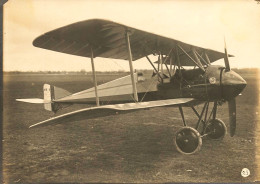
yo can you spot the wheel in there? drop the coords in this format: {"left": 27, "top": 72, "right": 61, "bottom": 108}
{"left": 174, "top": 127, "right": 202, "bottom": 154}
{"left": 205, "top": 118, "right": 227, "bottom": 140}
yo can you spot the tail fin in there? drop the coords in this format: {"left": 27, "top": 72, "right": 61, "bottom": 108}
{"left": 43, "top": 84, "right": 71, "bottom": 112}
{"left": 43, "top": 84, "right": 53, "bottom": 111}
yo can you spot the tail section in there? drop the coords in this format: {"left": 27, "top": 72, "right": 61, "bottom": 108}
{"left": 16, "top": 84, "right": 71, "bottom": 113}
{"left": 43, "top": 84, "right": 53, "bottom": 111}
{"left": 43, "top": 84, "right": 71, "bottom": 112}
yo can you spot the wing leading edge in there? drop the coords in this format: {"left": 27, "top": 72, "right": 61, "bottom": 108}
{"left": 33, "top": 19, "right": 232, "bottom": 66}
{"left": 29, "top": 98, "right": 195, "bottom": 128}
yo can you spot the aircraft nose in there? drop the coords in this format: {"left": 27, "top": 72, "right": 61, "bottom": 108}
{"left": 221, "top": 70, "right": 247, "bottom": 100}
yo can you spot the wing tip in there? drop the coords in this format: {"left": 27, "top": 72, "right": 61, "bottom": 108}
{"left": 29, "top": 122, "right": 44, "bottom": 129}
{"left": 29, "top": 124, "right": 37, "bottom": 129}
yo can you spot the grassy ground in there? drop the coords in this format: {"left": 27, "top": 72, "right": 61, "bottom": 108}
{"left": 2, "top": 69, "right": 259, "bottom": 183}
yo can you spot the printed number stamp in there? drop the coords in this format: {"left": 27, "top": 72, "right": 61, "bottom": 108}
{"left": 241, "top": 168, "right": 250, "bottom": 177}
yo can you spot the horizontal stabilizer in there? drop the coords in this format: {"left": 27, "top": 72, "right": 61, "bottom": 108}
{"left": 16, "top": 98, "right": 47, "bottom": 104}
{"left": 29, "top": 98, "right": 194, "bottom": 128}
{"left": 16, "top": 84, "right": 72, "bottom": 112}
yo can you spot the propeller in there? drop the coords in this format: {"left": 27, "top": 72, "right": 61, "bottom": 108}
{"left": 224, "top": 38, "right": 230, "bottom": 71}
{"left": 228, "top": 98, "right": 236, "bottom": 137}
{"left": 223, "top": 39, "right": 236, "bottom": 136}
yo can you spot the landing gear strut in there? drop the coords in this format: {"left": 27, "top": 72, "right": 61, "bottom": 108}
{"left": 174, "top": 102, "right": 227, "bottom": 154}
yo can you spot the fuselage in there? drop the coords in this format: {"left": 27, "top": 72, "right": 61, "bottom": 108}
{"left": 55, "top": 65, "right": 246, "bottom": 105}
{"left": 143, "top": 65, "right": 246, "bottom": 102}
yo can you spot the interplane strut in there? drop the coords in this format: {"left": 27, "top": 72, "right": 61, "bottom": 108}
{"left": 90, "top": 46, "right": 100, "bottom": 106}
{"left": 125, "top": 30, "right": 138, "bottom": 102}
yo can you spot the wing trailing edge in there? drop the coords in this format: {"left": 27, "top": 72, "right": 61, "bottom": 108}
{"left": 29, "top": 98, "right": 195, "bottom": 128}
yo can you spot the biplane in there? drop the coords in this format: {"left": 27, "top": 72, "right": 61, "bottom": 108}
{"left": 17, "top": 19, "right": 247, "bottom": 154}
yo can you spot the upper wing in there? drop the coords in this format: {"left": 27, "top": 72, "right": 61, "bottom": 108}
{"left": 29, "top": 98, "right": 195, "bottom": 128}
{"left": 33, "top": 19, "right": 232, "bottom": 66}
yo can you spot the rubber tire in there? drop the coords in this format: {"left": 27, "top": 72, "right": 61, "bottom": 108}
{"left": 205, "top": 118, "right": 227, "bottom": 140}
{"left": 174, "top": 127, "right": 202, "bottom": 155}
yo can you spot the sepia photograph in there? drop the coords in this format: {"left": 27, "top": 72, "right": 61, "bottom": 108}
{"left": 2, "top": 0, "right": 260, "bottom": 183}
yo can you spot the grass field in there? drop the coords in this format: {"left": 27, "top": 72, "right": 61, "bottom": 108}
{"left": 2, "top": 69, "right": 260, "bottom": 183}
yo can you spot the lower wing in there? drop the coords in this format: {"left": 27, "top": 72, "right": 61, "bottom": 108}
{"left": 29, "top": 98, "right": 195, "bottom": 128}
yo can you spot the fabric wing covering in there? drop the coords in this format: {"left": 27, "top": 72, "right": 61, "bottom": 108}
{"left": 33, "top": 19, "right": 232, "bottom": 66}
{"left": 29, "top": 98, "right": 194, "bottom": 128}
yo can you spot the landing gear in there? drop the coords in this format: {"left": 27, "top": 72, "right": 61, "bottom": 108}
{"left": 205, "top": 118, "right": 227, "bottom": 140}
{"left": 174, "top": 127, "right": 202, "bottom": 154}
{"left": 174, "top": 102, "right": 226, "bottom": 154}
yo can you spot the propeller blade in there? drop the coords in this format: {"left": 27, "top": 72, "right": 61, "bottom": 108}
{"left": 228, "top": 98, "right": 236, "bottom": 137}
{"left": 224, "top": 38, "right": 230, "bottom": 71}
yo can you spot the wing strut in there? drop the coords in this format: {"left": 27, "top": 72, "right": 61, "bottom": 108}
{"left": 160, "top": 53, "right": 163, "bottom": 77}
{"left": 194, "top": 50, "right": 208, "bottom": 66}
{"left": 125, "top": 30, "right": 138, "bottom": 102}
{"left": 162, "top": 48, "right": 174, "bottom": 77}
{"left": 175, "top": 45, "right": 182, "bottom": 76}
{"left": 177, "top": 45, "right": 205, "bottom": 72}
{"left": 204, "top": 52, "right": 211, "bottom": 65}
{"left": 191, "top": 47, "right": 204, "bottom": 68}
{"left": 90, "top": 47, "right": 100, "bottom": 106}
{"left": 169, "top": 55, "right": 173, "bottom": 75}
{"left": 145, "top": 55, "right": 163, "bottom": 81}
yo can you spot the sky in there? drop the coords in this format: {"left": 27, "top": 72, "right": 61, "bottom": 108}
{"left": 3, "top": 0, "right": 260, "bottom": 71}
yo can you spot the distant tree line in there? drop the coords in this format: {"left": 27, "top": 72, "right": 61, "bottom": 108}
{"left": 3, "top": 69, "right": 154, "bottom": 75}
{"left": 3, "top": 68, "right": 258, "bottom": 75}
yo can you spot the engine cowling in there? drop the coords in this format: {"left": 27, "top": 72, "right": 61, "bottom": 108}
{"left": 205, "top": 65, "right": 246, "bottom": 101}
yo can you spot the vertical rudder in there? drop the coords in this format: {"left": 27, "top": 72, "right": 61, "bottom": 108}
{"left": 43, "top": 84, "right": 54, "bottom": 111}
